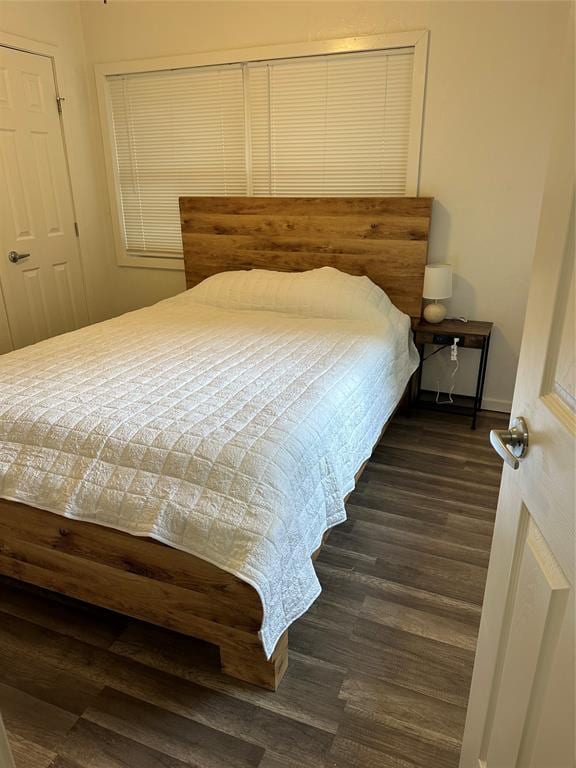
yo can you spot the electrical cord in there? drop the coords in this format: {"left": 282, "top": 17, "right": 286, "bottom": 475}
{"left": 436, "top": 357, "right": 459, "bottom": 404}
{"left": 423, "top": 344, "right": 449, "bottom": 362}
{"left": 436, "top": 338, "right": 460, "bottom": 404}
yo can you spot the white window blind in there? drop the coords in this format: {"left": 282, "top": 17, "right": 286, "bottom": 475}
{"left": 106, "top": 48, "right": 416, "bottom": 259}
{"left": 108, "top": 64, "right": 246, "bottom": 256}
{"left": 247, "top": 50, "right": 414, "bottom": 196}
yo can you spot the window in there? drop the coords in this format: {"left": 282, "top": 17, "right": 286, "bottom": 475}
{"left": 97, "top": 32, "right": 428, "bottom": 268}
{"left": 108, "top": 65, "right": 246, "bottom": 256}
{"left": 247, "top": 50, "right": 414, "bottom": 196}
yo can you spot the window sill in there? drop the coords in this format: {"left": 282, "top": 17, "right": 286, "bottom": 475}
{"left": 117, "top": 253, "right": 185, "bottom": 271}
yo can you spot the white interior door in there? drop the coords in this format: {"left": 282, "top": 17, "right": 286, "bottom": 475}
{"left": 459, "top": 27, "right": 575, "bottom": 768}
{"left": 0, "top": 45, "right": 88, "bottom": 350}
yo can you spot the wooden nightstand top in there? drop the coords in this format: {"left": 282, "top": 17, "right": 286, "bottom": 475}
{"left": 414, "top": 319, "right": 493, "bottom": 336}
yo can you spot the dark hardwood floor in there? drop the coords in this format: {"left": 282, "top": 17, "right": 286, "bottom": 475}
{"left": 0, "top": 408, "right": 508, "bottom": 768}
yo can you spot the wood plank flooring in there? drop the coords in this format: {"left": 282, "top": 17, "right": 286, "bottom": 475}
{"left": 0, "top": 409, "right": 508, "bottom": 768}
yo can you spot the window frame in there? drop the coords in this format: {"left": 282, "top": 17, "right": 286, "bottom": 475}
{"left": 95, "top": 30, "right": 429, "bottom": 271}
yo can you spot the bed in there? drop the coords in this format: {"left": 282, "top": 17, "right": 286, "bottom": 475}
{"left": 0, "top": 196, "right": 432, "bottom": 690}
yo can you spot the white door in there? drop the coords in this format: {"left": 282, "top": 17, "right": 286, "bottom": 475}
{"left": 0, "top": 45, "right": 88, "bottom": 349}
{"left": 459, "top": 28, "right": 575, "bottom": 768}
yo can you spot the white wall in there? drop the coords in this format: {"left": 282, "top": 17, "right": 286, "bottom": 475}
{"left": 0, "top": 0, "right": 117, "bottom": 332}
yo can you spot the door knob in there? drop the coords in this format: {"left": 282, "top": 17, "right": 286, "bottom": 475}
{"left": 8, "top": 251, "right": 30, "bottom": 264}
{"left": 490, "top": 417, "right": 529, "bottom": 470}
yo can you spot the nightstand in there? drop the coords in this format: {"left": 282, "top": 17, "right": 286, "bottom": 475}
{"left": 413, "top": 319, "right": 493, "bottom": 430}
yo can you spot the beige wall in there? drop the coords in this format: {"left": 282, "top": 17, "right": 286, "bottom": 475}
{"left": 78, "top": 0, "right": 569, "bottom": 411}
{"left": 0, "top": 0, "right": 116, "bottom": 335}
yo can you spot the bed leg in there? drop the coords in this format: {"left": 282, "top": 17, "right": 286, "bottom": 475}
{"left": 219, "top": 632, "right": 288, "bottom": 690}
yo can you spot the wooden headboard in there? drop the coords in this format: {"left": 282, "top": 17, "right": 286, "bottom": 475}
{"left": 179, "top": 196, "right": 433, "bottom": 319}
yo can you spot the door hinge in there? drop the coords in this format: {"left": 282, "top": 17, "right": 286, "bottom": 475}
{"left": 74, "top": 222, "right": 79, "bottom": 237}
{"left": 56, "top": 96, "right": 66, "bottom": 114}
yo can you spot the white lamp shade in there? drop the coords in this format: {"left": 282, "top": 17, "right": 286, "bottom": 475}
{"left": 423, "top": 264, "right": 452, "bottom": 300}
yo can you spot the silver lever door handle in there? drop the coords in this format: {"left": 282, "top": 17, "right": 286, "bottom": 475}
{"left": 490, "top": 417, "right": 529, "bottom": 470}
{"left": 8, "top": 251, "right": 30, "bottom": 263}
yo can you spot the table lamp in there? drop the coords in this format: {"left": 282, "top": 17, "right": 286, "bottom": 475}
{"left": 422, "top": 264, "right": 452, "bottom": 323}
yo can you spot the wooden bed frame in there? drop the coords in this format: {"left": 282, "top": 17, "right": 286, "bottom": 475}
{"left": 0, "top": 196, "right": 432, "bottom": 690}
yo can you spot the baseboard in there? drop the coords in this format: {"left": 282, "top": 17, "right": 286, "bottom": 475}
{"left": 481, "top": 397, "right": 512, "bottom": 413}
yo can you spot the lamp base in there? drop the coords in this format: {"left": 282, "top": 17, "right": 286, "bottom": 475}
{"left": 423, "top": 302, "right": 447, "bottom": 324}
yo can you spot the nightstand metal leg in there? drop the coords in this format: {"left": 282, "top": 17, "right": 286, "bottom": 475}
{"left": 472, "top": 335, "right": 491, "bottom": 430}
{"left": 478, "top": 334, "right": 491, "bottom": 408}
{"left": 409, "top": 342, "right": 425, "bottom": 414}
{"left": 416, "top": 343, "right": 424, "bottom": 400}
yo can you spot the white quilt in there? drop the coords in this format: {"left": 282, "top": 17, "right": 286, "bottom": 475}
{"left": 0, "top": 290, "right": 418, "bottom": 656}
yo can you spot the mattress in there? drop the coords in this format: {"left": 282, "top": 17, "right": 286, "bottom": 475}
{"left": 0, "top": 288, "right": 418, "bottom": 656}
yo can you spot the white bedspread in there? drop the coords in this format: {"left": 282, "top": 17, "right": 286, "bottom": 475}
{"left": 0, "top": 291, "right": 418, "bottom": 656}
